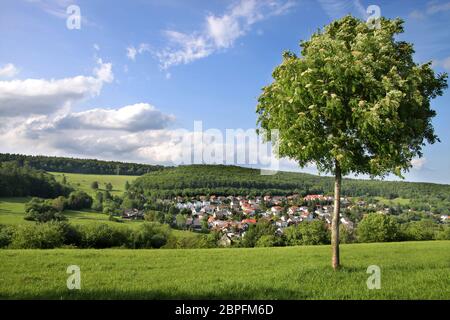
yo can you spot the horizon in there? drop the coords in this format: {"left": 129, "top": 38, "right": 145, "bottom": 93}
{"left": 1, "top": 0, "right": 449, "bottom": 184}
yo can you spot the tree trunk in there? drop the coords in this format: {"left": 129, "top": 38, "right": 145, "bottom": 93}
{"left": 332, "top": 161, "right": 342, "bottom": 270}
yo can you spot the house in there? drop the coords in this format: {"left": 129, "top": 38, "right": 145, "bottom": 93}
{"left": 441, "top": 215, "right": 449, "bottom": 223}
{"left": 340, "top": 217, "right": 354, "bottom": 229}
{"left": 241, "top": 218, "right": 257, "bottom": 225}
{"left": 271, "top": 206, "right": 283, "bottom": 215}
{"left": 122, "top": 209, "right": 144, "bottom": 220}
{"left": 304, "top": 194, "right": 324, "bottom": 202}
{"left": 218, "top": 234, "right": 232, "bottom": 247}
{"left": 288, "top": 206, "right": 300, "bottom": 215}
{"left": 275, "top": 220, "right": 288, "bottom": 228}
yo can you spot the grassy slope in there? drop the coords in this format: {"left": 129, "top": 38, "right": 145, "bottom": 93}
{"left": 0, "top": 241, "right": 449, "bottom": 299}
{"left": 50, "top": 172, "right": 138, "bottom": 196}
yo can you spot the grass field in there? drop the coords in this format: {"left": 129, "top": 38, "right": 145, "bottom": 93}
{"left": 0, "top": 197, "right": 198, "bottom": 243}
{"left": 50, "top": 172, "right": 138, "bottom": 196}
{"left": 0, "top": 241, "right": 449, "bottom": 299}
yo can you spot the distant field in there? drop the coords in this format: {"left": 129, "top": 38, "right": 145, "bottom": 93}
{"left": 0, "top": 197, "right": 199, "bottom": 243}
{"left": 0, "top": 197, "right": 142, "bottom": 228}
{"left": 0, "top": 241, "right": 449, "bottom": 299}
{"left": 374, "top": 197, "right": 411, "bottom": 206}
{"left": 50, "top": 172, "right": 138, "bottom": 196}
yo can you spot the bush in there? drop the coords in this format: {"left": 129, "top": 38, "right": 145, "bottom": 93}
{"left": 130, "top": 222, "right": 171, "bottom": 248}
{"left": 255, "top": 235, "right": 278, "bottom": 247}
{"left": 24, "top": 197, "right": 67, "bottom": 222}
{"left": 357, "top": 213, "right": 400, "bottom": 243}
{"left": 10, "top": 222, "right": 65, "bottom": 249}
{"left": 77, "top": 223, "right": 130, "bottom": 248}
{"left": 66, "top": 191, "right": 93, "bottom": 210}
{"left": 241, "top": 220, "right": 276, "bottom": 247}
{"left": 339, "top": 224, "right": 357, "bottom": 244}
{"left": 403, "top": 220, "right": 438, "bottom": 241}
{"left": 0, "top": 224, "right": 16, "bottom": 248}
{"left": 436, "top": 225, "right": 450, "bottom": 240}
{"left": 284, "top": 220, "right": 330, "bottom": 246}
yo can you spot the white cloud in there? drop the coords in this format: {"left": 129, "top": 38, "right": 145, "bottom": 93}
{"left": 433, "top": 56, "right": 450, "bottom": 71}
{"left": 410, "top": 1, "right": 450, "bottom": 19}
{"left": 0, "top": 59, "right": 113, "bottom": 117}
{"left": 126, "top": 43, "right": 150, "bottom": 61}
{"left": 411, "top": 157, "right": 427, "bottom": 170}
{"left": 93, "top": 43, "right": 100, "bottom": 51}
{"left": 317, "top": 0, "right": 367, "bottom": 20}
{"left": 156, "top": 0, "right": 295, "bottom": 69}
{"left": 26, "top": 0, "right": 96, "bottom": 27}
{"left": 51, "top": 103, "right": 175, "bottom": 132}
{"left": 0, "top": 63, "right": 19, "bottom": 78}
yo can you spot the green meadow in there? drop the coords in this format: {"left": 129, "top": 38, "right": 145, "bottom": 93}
{"left": 50, "top": 172, "right": 138, "bottom": 196}
{"left": 1, "top": 172, "right": 449, "bottom": 300}
{"left": 0, "top": 241, "right": 449, "bottom": 299}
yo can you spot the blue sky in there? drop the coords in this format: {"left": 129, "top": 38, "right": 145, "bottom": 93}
{"left": 0, "top": 0, "right": 449, "bottom": 184}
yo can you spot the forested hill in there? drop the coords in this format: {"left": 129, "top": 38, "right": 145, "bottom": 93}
{"left": 0, "top": 153, "right": 165, "bottom": 175}
{"left": 130, "top": 164, "right": 450, "bottom": 199}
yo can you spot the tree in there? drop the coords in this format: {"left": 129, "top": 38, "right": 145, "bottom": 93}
{"left": 175, "top": 213, "right": 187, "bottom": 229}
{"left": 105, "top": 182, "right": 113, "bottom": 192}
{"left": 66, "top": 191, "right": 93, "bottom": 210}
{"left": 91, "top": 181, "right": 99, "bottom": 190}
{"left": 357, "top": 213, "right": 400, "bottom": 243}
{"left": 124, "top": 181, "right": 130, "bottom": 191}
{"left": 256, "top": 16, "right": 447, "bottom": 269}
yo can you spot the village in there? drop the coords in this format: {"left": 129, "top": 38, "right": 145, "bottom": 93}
{"left": 167, "top": 194, "right": 357, "bottom": 244}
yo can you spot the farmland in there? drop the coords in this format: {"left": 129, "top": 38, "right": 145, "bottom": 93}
{"left": 0, "top": 241, "right": 449, "bottom": 299}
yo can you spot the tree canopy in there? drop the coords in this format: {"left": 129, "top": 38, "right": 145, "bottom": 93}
{"left": 256, "top": 16, "right": 447, "bottom": 178}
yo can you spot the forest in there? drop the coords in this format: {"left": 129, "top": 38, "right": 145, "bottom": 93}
{"left": 0, "top": 161, "right": 72, "bottom": 198}
{"left": 130, "top": 164, "right": 450, "bottom": 198}
{"left": 0, "top": 153, "right": 165, "bottom": 175}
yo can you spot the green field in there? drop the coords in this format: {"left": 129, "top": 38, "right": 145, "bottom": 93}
{"left": 0, "top": 241, "right": 449, "bottom": 299}
{"left": 50, "top": 172, "right": 138, "bottom": 196}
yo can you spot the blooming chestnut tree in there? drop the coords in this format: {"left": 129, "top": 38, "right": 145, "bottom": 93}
{"left": 256, "top": 16, "right": 447, "bottom": 270}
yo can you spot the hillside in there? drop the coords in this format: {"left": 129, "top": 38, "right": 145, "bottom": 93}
{"left": 1, "top": 241, "right": 449, "bottom": 299}
{"left": 130, "top": 164, "right": 450, "bottom": 200}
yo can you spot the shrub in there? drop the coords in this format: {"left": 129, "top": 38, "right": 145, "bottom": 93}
{"left": 130, "top": 222, "right": 171, "bottom": 248}
{"left": 241, "top": 220, "right": 276, "bottom": 247}
{"left": 10, "top": 222, "right": 65, "bottom": 249}
{"left": 78, "top": 223, "right": 109, "bottom": 248}
{"left": 339, "top": 224, "right": 357, "bottom": 244}
{"left": 403, "top": 220, "right": 438, "bottom": 241}
{"left": 436, "top": 225, "right": 450, "bottom": 240}
{"left": 66, "top": 191, "right": 93, "bottom": 210}
{"left": 357, "top": 213, "right": 400, "bottom": 243}
{"left": 0, "top": 224, "right": 16, "bottom": 248}
{"left": 284, "top": 221, "right": 330, "bottom": 246}
{"left": 24, "top": 197, "right": 67, "bottom": 222}
{"left": 255, "top": 235, "right": 278, "bottom": 247}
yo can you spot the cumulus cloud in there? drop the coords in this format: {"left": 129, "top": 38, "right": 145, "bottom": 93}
{"left": 0, "top": 63, "right": 19, "bottom": 78}
{"left": 411, "top": 157, "right": 427, "bottom": 170}
{"left": 156, "top": 0, "right": 295, "bottom": 69}
{"left": 52, "top": 103, "right": 175, "bottom": 131}
{"left": 0, "top": 59, "right": 113, "bottom": 117}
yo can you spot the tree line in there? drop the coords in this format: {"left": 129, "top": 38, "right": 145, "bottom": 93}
{"left": 0, "top": 162, "right": 72, "bottom": 198}
{"left": 0, "top": 153, "right": 165, "bottom": 175}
